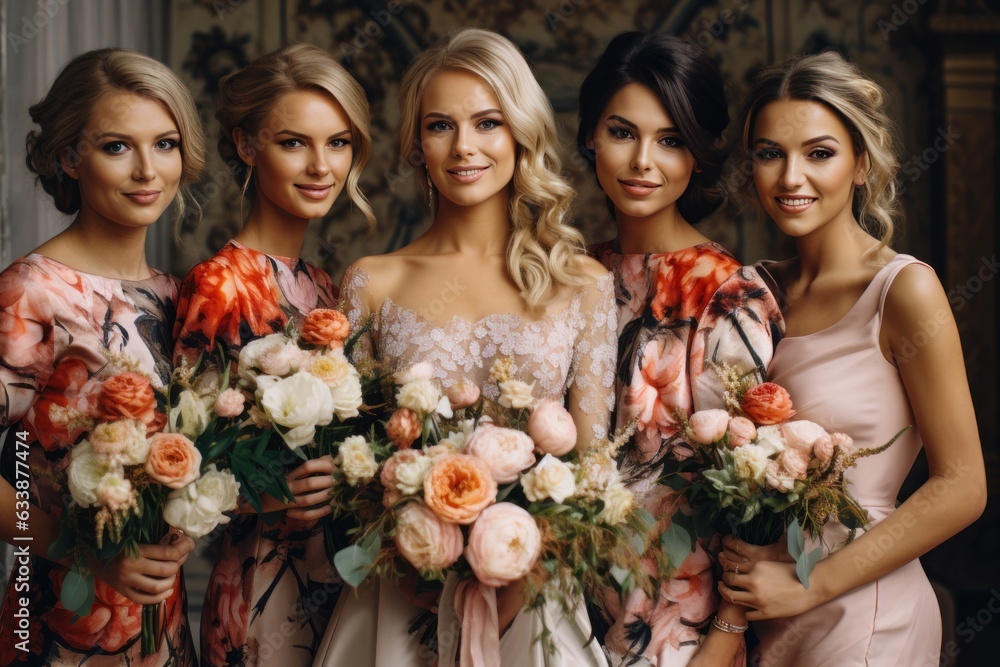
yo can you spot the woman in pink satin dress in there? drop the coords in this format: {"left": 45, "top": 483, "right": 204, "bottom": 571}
{"left": 717, "top": 52, "right": 987, "bottom": 667}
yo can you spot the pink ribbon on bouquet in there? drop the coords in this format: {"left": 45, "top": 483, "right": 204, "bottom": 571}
{"left": 455, "top": 578, "right": 500, "bottom": 667}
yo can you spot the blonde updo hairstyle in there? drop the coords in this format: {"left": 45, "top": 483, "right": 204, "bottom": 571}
{"left": 735, "top": 51, "right": 901, "bottom": 253}
{"left": 216, "top": 43, "right": 375, "bottom": 228}
{"left": 25, "top": 47, "right": 206, "bottom": 225}
{"left": 398, "top": 28, "right": 587, "bottom": 309}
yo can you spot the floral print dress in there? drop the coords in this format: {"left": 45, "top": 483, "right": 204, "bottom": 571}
{"left": 590, "top": 241, "right": 783, "bottom": 667}
{"left": 0, "top": 255, "right": 193, "bottom": 667}
{"left": 173, "top": 240, "right": 338, "bottom": 667}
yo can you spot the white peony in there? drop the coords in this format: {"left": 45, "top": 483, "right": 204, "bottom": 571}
{"left": 498, "top": 379, "right": 536, "bottom": 410}
{"left": 170, "top": 389, "right": 212, "bottom": 439}
{"left": 597, "top": 482, "right": 635, "bottom": 525}
{"left": 396, "top": 379, "right": 441, "bottom": 415}
{"left": 163, "top": 464, "right": 241, "bottom": 538}
{"left": 754, "top": 425, "right": 787, "bottom": 457}
{"left": 394, "top": 455, "right": 434, "bottom": 495}
{"left": 260, "top": 372, "right": 334, "bottom": 449}
{"left": 521, "top": 454, "right": 576, "bottom": 503}
{"left": 67, "top": 441, "right": 120, "bottom": 508}
{"left": 238, "top": 333, "right": 292, "bottom": 380}
{"left": 731, "top": 444, "right": 772, "bottom": 485}
{"left": 328, "top": 372, "right": 363, "bottom": 421}
{"left": 338, "top": 436, "right": 378, "bottom": 486}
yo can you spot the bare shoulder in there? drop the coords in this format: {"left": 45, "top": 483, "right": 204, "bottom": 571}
{"left": 881, "top": 261, "right": 953, "bottom": 340}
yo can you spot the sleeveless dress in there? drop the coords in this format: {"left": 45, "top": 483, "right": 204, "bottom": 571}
{"left": 313, "top": 263, "right": 618, "bottom": 666}
{"left": 0, "top": 255, "right": 195, "bottom": 666}
{"left": 591, "top": 241, "right": 783, "bottom": 667}
{"left": 751, "top": 254, "right": 942, "bottom": 667}
{"left": 173, "top": 240, "right": 339, "bottom": 667}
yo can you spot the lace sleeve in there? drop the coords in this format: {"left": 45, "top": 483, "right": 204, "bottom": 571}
{"left": 690, "top": 266, "right": 784, "bottom": 411}
{"left": 567, "top": 272, "right": 618, "bottom": 445}
{"left": 338, "top": 264, "right": 374, "bottom": 365}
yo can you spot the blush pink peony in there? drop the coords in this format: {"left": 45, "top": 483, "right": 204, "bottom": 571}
{"left": 465, "top": 502, "right": 541, "bottom": 586}
{"left": 527, "top": 400, "right": 577, "bottom": 456}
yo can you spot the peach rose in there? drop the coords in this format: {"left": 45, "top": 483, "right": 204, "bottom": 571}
{"left": 465, "top": 424, "right": 536, "bottom": 484}
{"left": 146, "top": 433, "right": 202, "bottom": 489}
{"left": 764, "top": 459, "right": 796, "bottom": 493}
{"left": 778, "top": 447, "right": 810, "bottom": 480}
{"left": 300, "top": 308, "right": 350, "bottom": 347}
{"left": 446, "top": 381, "right": 481, "bottom": 410}
{"left": 527, "top": 400, "right": 577, "bottom": 456}
{"left": 780, "top": 420, "right": 829, "bottom": 456}
{"left": 98, "top": 372, "right": 158, "bottom": 426}
{"left": 687, "top": 409, "right": 730, "bottom": 445}
{"left": 465, "top": 502, "right": 541, "bottom": 586}
{"left": 728, "top": 416, "right": 757, "bottom": 448}
{"left": 394, "top": 501, "right": 464, "bottom": 573}
{"left": 741, "top": 382, "right": 795, "bottom": 425}
{"left": 214, "top": 388, "right": 246, "bottom": 418}
{"left": 423, "top": 454, "right": 497, "bottom": 524}
{"left": 813, "top": 432, "right": 835, "bottom": 465}
{"left": 386, "top": 408, "right": 422, "bottom": 449}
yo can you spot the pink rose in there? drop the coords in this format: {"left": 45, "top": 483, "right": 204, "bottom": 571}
{"left": 764, "top": 459, "right": 795, "bottom": 493}
{"left": 831, "top": 432, "right": 854, "bottom": 455}
{"left": 780, "top": 420, "right": 829, "bottom": 456}
{"left": 527, "top": 400, "right": 577, "bottom": 456}
{"left": 687, "top": 409, "right": 730, "bottom": 445}
{"left": 386, "top": 408, "right": 422, "bottom": 449}
{"left": 466, "top": 424, "right": 536, "bottom": 484}
{"left": 214, "top": 388, "right": 245, "bottom": 418}
{"left": 394, "top": 501, "right": 464, "bottom": 573}
{"left": 465, "top": 502, "right": 541, "bottom": 586}
{"left": 446, "top": 381, "right": 480, "bottom": 410}
{"left": 778, "top": 447, "right": 810, "bottom": 480}
{"left": 146, "top": 433, "right": 201, "bottom": 489}
{"left": 728, "top": 416, "right": 757, "bottom": 448}
{"left": 812, "top": 432, "right": 834, "bottom": 465}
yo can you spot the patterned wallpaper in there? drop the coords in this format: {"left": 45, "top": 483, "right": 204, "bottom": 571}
{"left": 169, "top": 0, "right": 935, "bottom": 281}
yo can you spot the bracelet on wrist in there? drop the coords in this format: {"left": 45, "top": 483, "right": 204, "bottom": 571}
{"left": 712, "top": 616, "right": 749, "bottom": 634}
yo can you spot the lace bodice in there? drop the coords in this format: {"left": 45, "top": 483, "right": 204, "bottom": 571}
{"left": 339, "top": 264, "right": 617, "bottom": 441}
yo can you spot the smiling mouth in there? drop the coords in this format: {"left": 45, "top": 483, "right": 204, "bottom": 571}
{"left": 776, "top": 197, "right": 816, "bottom": 206}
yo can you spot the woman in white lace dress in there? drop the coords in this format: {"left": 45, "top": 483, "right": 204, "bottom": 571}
{"left": 313, "top": 28, "right": 616, "bottom": 667}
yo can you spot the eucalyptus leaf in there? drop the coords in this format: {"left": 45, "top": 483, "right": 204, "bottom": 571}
{"left": 661, "top": 523, "right": 693, "bottom": 570}
{"left": 795, "top": 545, "right": 824, "bottom": 589}
{"left": 334, "top": 545, "right": 375, "bottom": 588}
{"left": 60, "top": 568, "right": 94, "bottom": 617}
{"left": 786, "top": 518, "right": 806, "bottom": 560}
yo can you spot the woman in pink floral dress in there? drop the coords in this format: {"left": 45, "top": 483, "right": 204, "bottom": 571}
{"left": 0, "top": 49, "right": 205, "bottom": 666}
{"left": 577, "top": 33, "right": 783, "bottom": 666}
{"left": 172, "top": 44, "right": 376, "bottom": 667}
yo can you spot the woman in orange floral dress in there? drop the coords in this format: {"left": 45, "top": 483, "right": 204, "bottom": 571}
{"left": 577, "top": 33, "right": 783, "bottom": 666}
{"left": 172, "top": 44, "right": 376, "bottom": 667}
{"left": 0, "top": 49, "right": 205, "bottom": 666}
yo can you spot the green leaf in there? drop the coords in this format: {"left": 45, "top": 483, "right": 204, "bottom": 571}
{"left": 609, "top": 565, "right": 632, "bottom": 589}
{"left": 60, "top": 568, "right": 95, "bottom": 617}
{"left": 661, "top": 523, "right": 693, "bottom": 569}
{"left": 495, "top": 482, "right": 518, "bottom": 503}
{"left": 786, "top": 518, "right": 806, "bottom": 560}
{"left": 334, "top": 545, "right": 375, "bottom": 588}
{"left": 795, "top": 546, "right": 824, "bottom": 589}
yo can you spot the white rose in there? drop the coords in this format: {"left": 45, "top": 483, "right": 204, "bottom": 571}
{"left": 170, "top": 389, "right": 212, "bottom": 439}
{"left": 521, "top": 454, "right": 576, "bottom": 503}
{"left": 238, "top": 334, "right": 291, "bottom": 380}
{"left": 337, "top": 435, "right": 378, "bottom": 486}
{"left": 731, "top": 444, "right": 772, "bottom": 485}
{"left": 754, "top": 425, "right": 787, "bottom": 457}
{"left": 597, "top": 482, "right": 635, "bottom": 525}
{"left": 329, "top": 373, "right": 363, "bottom": 421}
{"left": 67, "top": 441, "right": 119, "bottom": 508}
{"left": 396, "top": 379, "right": 441, "bottom": 415}
{"left": 394, "top": 362, "right": 434, "bottom": 385}
{"left": 395, "top": 455, "right": 433, "bottom": 495}
{"left": 260, "top": 372, "right": 334, "bottom": 449}
{"left": 96, "top": 470, "right": 133, "bottom": 511}
{"left": 163, "top": 465, "right": 240, "bottom": 539}
{"left": 498, "top": 379, "right": 536, "bottom": 410}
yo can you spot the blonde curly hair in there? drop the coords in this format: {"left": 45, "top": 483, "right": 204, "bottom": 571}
{"left": 398, "top": 28, "right": 587, "bottom": 309}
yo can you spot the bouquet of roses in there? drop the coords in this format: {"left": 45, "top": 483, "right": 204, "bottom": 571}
{"left": 51, "top": 361, "right": 240, "bottom": 656}
{"left": 661, "top": 364, "right": 906, "bottom": 587}
{"left": 332, "top": 358, "right": 666, "bottom": 659}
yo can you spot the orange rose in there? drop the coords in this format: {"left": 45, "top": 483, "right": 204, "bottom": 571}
{"left": 98, "top": 372, "right": 158, "bottom": 426}
{"left": 301, "top": 309, "right": 350, "bottom": 347}
{"left": 741, "top": 382, "right": 795, "bottom": 425}
{"left": 146, "top": 433, "right": 202, "bottom": 489}
{"left": 386, "top": 408, "right": 422, "bottom": 449}
{"left": 423, "top": 454, "right": 497, "bottom": 524}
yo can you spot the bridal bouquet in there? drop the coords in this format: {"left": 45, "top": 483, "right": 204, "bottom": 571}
{"left": 333, "top": 359, "right": 664, "bottom": 656}
{"left": 662, "top": 364, "right": 906, "bottom": 587}
{"left": 50, "top": 363, "right": 239, "bottom": 656}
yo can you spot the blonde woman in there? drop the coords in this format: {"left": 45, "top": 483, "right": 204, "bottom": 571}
{"left": 0, "top": 48, "right": 204, "bottom": 665}
{"left": 315, "top": 28, "right": 616, "bottom": 667}
{"left": 718, "top": 52, "right": 987, "bottom": 666}
{"left": 172, "top": 43, "right": 375, "bottom": 667}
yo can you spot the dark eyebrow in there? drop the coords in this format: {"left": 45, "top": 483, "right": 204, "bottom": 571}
{"left": 275, "top": 129, "right": 352, "bottom": 139}
{"left": 607, "top": 115, "right": 678, "bottom": 134}
{"left": 802, "top": 135, "right": 839, "bottom": 146}
{"left": 96, "top": 130, "right": 179, "bottom": 141}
